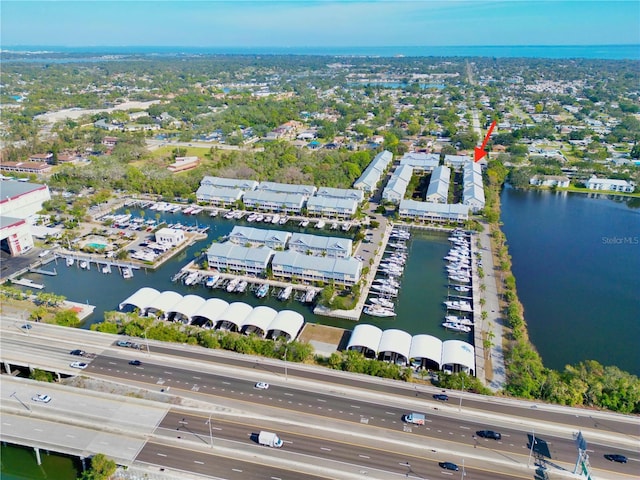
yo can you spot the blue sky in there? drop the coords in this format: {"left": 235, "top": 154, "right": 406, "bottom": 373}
{"left": 2, "top": 1, "right": 639, "bottom": 47}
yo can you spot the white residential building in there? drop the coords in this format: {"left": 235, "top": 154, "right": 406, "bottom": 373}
{"left": 585, "top": 175, "right": 635, "bottom": 193}
{"left": 271, "top": 251, "right": 361, "bottom": 286}
{"left": 529, "top": 175, "right": 570, "bottom": 188}
{"left": 288, "top": 233, "right": 353, "bottom": 258}
{"left": 155, "top": 228, "right": 185, "bottom": 246}
{"left": 228, "top": 226, "right": 291, "bottom": 250}
{"left": 205, "top": 243, "right": 274, "bottom": 275}
{"left": 425, "top": 165, "right": 450, "bottom": 203}
{"left": 382, "top": 164, "right": 413, "bottom": 204}
{"left": 398, "top": 200, "right": 469, "bottom": 223}
{"left": 353, "top": 150, "right": 393, "bottom": 192}
{"left": 305, "top": 196, "right": 358, "bottom": 219}
{"left": 399, "top": 152, "right": 440, "bottom": 173}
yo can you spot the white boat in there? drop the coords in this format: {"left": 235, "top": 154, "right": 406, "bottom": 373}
{"left": 246, "top": 213, "right": 258, "bottom": 222}
{"left": 444, "top": 300, "right": 473, "bottom": 312}
{"left": 190, "top": 207, "right": 203, "bottom": 215}
{"left": 454, "top": 285, "right": 471, "bottom": 292}
{"left": 315, "top": 220, "right": 326, "bottom": 229}
{"left": 101, "top": 264, "right": 111, "bottom": 274}
{"left": 264, "top": 215, "right": 272, "bottom": 223}
{"left": 122, "top": 267, "right": 133, "bottom": 279}
{"left": 79, "top": 260, "right": 88, "bottom": 270}
{"left": 331, "top": 222, "right": 339, "bottom": 230}
{"left": 271, "top": 214, "right": 281, "bottom": 224}
{"left": 300, "top": 219, "right": 309, "bottom": 227}
{"left": 235, "top": 280, "right": 248, "bottom": 293}
{"left": 304, "top": 288, "right": 317, "bottom": 303}
{"left": 66, "top": 257, "right": 74, "bottom": 267}
{"left": 449, "top": 275, "right": 470, "bottom": 284}
{"left": 205, "top": 274, "right": 219, "bottom": 288}
{"left": 369, "top": 297, "right": 394, "bottom": 309}
{"left": 183, "top": 206, "right": 195, "bottom": 215}
{"left": 442, "top": 322, "right": 471, "bottom": 333}
{"left": 209, "top": 209, "right": 219, "bottom": 217}
{"left": 371, "top": 284, "right": 398, "bottom": 296}
{"left": 341, "top": 222, "right": 352, "bottom": 231}
{"left": 364, "top": 304, "right": 396, "bottom": 317}
{"left": 255, "top": 284, "right": 269, "bottom": 298}
{"left": 226, "top": 278, "right": 239, "bottom": 292}
{"left": 278, "top": 216, "right": 288, "bottom": 225}
{"left": 278, "top": 286, "right": 293, "bottom": 301}
{"left": 184, "top": 271, "right": 200, "bottom": 286}
{"left": 255, "top": 214, "right": 265, "bottom": 222}
{"left": 224, "top": 210, "right": 235, "bottom": 219}
{"left": 445, "top": 315, "right": 473, "bottom": 325}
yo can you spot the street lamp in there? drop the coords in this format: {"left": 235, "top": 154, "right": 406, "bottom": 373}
{"left": 143, "top": 327, "right": 150, "bottom": 356}
{"left": 528, "top": 428, "right": 536, "bottom": 466}
{"left": 459, "top": 374, "right": 465, "bottom": 412}
{"left": 283, "top": 346, "right": 288, "bottom": 381}
{"left": 206, "top": 414, "right": 213, "bottom": 448}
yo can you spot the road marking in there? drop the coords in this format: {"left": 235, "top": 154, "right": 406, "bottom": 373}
{"left": 385, "top": 411, "right": 395, "bottom": 415}
{"left": 108, "top": 361, "right": 117, "bottom": 365}
{"left": 317, "top": 398, "right": 326, "bottom": 402}
{"left": 222, "top": 381, "right": 230, "bottom": 385}
{"left": 321, "top": 447, "right": 331, "bottom": 451}
{"left": 359, "top": 454, "right": 370, "bottom": 459}
{"left": 163, "top": 371, "right": 172, "bottom": 375}
{"left": 194, "top": 461, "right": 204, "bottom": 464}
{"left": 212, "top": 427, "right": 222, "bottom": 431}
{"left": 157, "top": 453, "right": 167, "bottom": 457}
{"left": 193, "top": 376, "right": 201, "bottom": 380}
{"left": 284, "top": 393, "right": 293, "bottom": 396}
{"left": 350, "top": 405, "right": 361, "bottom": 409}
{"left": 271, "top": 477, "right": 282, "bottom": 480}
{"left": 34, "top": 428, "right": 43, "bottom": 432}
{"left": 232, "top": 468, "right": 243, "bottom": 473}
{"left": 460, "top": 425, "right": 470, "bottom": 429}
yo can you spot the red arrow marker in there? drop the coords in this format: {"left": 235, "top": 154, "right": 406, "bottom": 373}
{"left": 474, "top": 120, "right": 497, "bottom": 162}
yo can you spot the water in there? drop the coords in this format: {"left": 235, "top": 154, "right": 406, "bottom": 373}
{"left": 24, "top": 211, "right": 468, "bottom": 341}
{"left": 3, "top": 44, "right": 639, "bottom": 60}
{"left": 0, "top": 443, "right": 81, "bottom": 480}
{"left": 500, "top": 187, "right": 640, "bottom": 375}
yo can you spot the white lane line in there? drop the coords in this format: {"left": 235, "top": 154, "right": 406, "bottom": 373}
{"left": 232, "top": 468, "right": 243, "bottom": 472}
{"left": 321, "top": 447, "right": 332, "bottom": 451}
{"left": 194, "top": 461, "right": 204, "bottom": 464}
{"left": 359, "top": 454, "right": 370, "bottom": 459}
{"left": 460, "top": 425, "right": 471, "bottom": 429}
{"left": 157, "top": 453, "right": 167, "bottom": 457}
{"left": 284, "top": 393, "right": 294, "bottom": 396}
{"left": 317, "top": 398, "right": 326, "bottom": 402}
{"left": 350, "top": 405, "right": 361, "bottom": 409}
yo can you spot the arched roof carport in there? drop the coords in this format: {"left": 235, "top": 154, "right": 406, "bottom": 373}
{"left": 192, "top": 298, "right": 229, "bottom": 327}
{"left": 409, "top": 334, "right": 443, "bottom": 370}
{"left": 167, "top": 294, "right": 206, "bottom": 324}
{"left": 216, "top": 302, "right": 253, "bottom": 332}
{"left": 118, "top": 287, "right": 160, "bottom": 313}
{"left": 241, "top": 306, "right": 278, "bottom": 337}
{"left": 441, "top": 340, "right": 475, "bottom": 375}
{"left": 346, "top": 324, "right": 382, "bottom": 358}
{"left": 377, "top": 329, "right": 412, "bottom": 365}
{"left": 147, "top": 291, "right": 183, "bottom": 318}
{"left": 267, "top": 310, "right": 304, "bottom": 342}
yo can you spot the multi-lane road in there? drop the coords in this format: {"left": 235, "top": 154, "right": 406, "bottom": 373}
{"left": 1, "top": 317, "right": 638, "bottom": 479}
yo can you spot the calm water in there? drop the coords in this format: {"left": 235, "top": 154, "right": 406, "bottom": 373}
{"left": 500, "top": 187, "right": 640, "bottom": 375}
{"left": 24, "top": 212, "right": 468, "bottom": 341}
{"left": 4, "top": 44, "right": 640, "bottom": 60}
{"left": 0, "top": 444, "right": 81, "bottom": 480}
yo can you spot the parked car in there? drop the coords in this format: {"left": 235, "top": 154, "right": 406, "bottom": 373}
{"left": 604, "top": 454, "right": 627, "bottom": 463}
{"left": 32, "top": 394, "right": 51, "bottom": 403}
{"left": 70, "top": 361, "right": 88, "bottom": 369}
{"left": 255, "top": 382, "right": 269, "bottom": 390}
{"left": 439, "top": 462, "right": 459, "bottom": 471}
{"left": 20, "top": 324, "right": 32, "bottom": 330}
{"left": 433, "top": 393, "right": 449, "bottom": 401}
{"left": 69, "top": 349, "right": 86, "bottom": 356}
{"left": 476, "top": 430, "right": 502, "bottom": 440}
{"left": 116, "top": 341, "right": 131, "bottom": 347}
{"left": 129, "top": 360, "right": 142, "bottom": 366}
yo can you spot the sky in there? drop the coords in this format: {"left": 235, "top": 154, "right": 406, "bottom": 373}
{"left": 1, "top": 0, "right": 639, "bottom": 48}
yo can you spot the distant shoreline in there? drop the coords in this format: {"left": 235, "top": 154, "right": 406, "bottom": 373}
{"left": 3, "top": 44, "right": 639, "bottom": 61}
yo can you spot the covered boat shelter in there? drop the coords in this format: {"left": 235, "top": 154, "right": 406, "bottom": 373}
{"left": 167, "top": 294, "right": 206, "bottom": 324}
{"left": 146, "top": 291, "right": 183, "bottom": 318}
{"left": 192, "top": 298, "right": 229, "bottom": 328}
{"left": 119, "top": 287, "right": 160, "bottom": 314}
{"left": 266, "top": 310, "right": 304, "bottom": 342}
{"left": 441, "top": 340, "right": 475, "bottom": 375}
{"left": 409, "top": 335, "right": 443, "bottom": 371}
{"left": 241, "top": 306, "right": 278, "bottom": 337}
{"left": 377, "top": 329, "right": 412, "bottom": 366}
{"left": 346, "top": 324, "right": 382, "bottom": 359}
{"left": 216, "top": 302, "right": 253, "bottom": 332}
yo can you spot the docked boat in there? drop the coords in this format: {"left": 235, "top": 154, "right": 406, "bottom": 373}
{"left": 101, "top": 264, "right": 111, "bottom": 274}
{"left": 205, "top": 275, "right": 219, "bottom": 288}
{"left": 209, "top": 209, "right": 219, "bottom": 217}
{"left": 271, "top": 214, "right": 281, "bottom": 224}
{"left": 371, "top": 284, "right": 398, "bottom": 296}
{"left": 235, "top": 280, "right": 248, "bottom": 293}
{"left": 315, "top": 220, "right": 326, "bottom": 229}
{"left": 183, "top": 271, "right": 200, "bottom": 286}
{"left": 226, "top": 278, "right": 240, "bottom": 292}
{"left": 183, "top": 206, "right": 195, "bottom": 215}
{"left": 444, "top": 300, "right": 473, "bottom": 312}
{"left": 79, "top": 260, "right": 88, "bottom": 270}
{"left": 255, "top": 283, "right": 269, "bottom": 298}
{"left": 278, "top": 286, "right": 293, "bottom": 301}
{"left": 442, "top": 322, "right": 472, "bottom": 333}
{"left": 341, "top": 222, "right": 352, "bottom": 231}
{"left": 304, "top": 288, "right": 317, "bottom": 303}
{"left": 449, "top": 275, "right": 470, "bottom": 284}
{"left": 300, "top": 219, "right": 309, "bottom": 227}
{"left": 364, "top": 304, "right": 396, "bottom": 317}
{"left": 278, "top": 216, "right": 288, "bottom": 225}
{"left": 122, "top": 267, "right": 133, "bottom": 279}
{"left": 330, "top": 222, "right": 339, "bottom": 230}
{"left": 454, "top": 285, "right": 471, "bottom": 292}
{"left": 224, "top": 210, "right": 235, "bottom": 219}
{"left": 369, "top": 297, "right": 395, "bottom": 309}
{"left": 66, "top": 257, "right": 74, "bottom": 267}
{"left": 255, "top": 213, "right": 264, "bottom": 222}
{"left": 264, "top": 215, "right": 272, "bottom": 223}
{"left": 445, "top": 315, "right": 473, "bottom": 325}
{"left": 247, "top": 213, "right": 258, "bottom": 222}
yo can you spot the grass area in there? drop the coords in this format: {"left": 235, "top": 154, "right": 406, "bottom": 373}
{"left": 146, "top": 145, "right": 212, "bottom": 160}
{"left": 558, "top": 185, "right": 640, "bottom": 197}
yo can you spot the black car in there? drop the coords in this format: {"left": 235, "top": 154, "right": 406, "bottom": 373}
{"left": 129, "top": 360, "right": 142, "bottom": 366}
{"left": 476, "top": 430, "right": 502, "bottom": 440}
{"left": 433, "top": 393, "right": 449, "bottom": 401}
{"left": 69, "top": 349, "right": 85, "bottom": 356}
{"left": 604, "top": 454, "right": 627, "bottom": 463}
{"left": 439, "top": 462, "right": 459, "bottom": 471}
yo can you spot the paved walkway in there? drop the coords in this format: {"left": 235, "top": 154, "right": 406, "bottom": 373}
{"left": 476, "top": 221, "right": 506, "bottom": 391}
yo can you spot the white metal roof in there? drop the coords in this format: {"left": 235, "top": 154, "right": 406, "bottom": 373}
{"left": 347, "top": 324, "right": 382, "bottom": 352}
{"left": 229, "top": 226, "right": 291, "bottom": 245}
{"left": 267, "top": 310, "right": 304, "bottom": 341}
{"left": 271, "top": 251, "right": 362, "bottom": 278}
{"left": 378, "top": 329, "right": 412, "bottom": 360}
{"left": 305, "top": 196, "right": 358, "bottom": 213}
{"left": 315, "top": 186, "right": 364, "bottom": 202}
{"left": 200, "top": 176, "right": 258, "bottom": 190}
{"left": 218, "top": 302, "right": 253, "bottom": 328}
{"left": 242, "top": 190, "right": 306, "bottom": 208}
{"left": 193, "top": 298, "right": 229, "bottom": 323}
{"left": 409, "top": 334, "right": 443, "bottom": 367}
{"left": 441, "top": 339, "right": 475, "bottom": 371}
{"left": 242, "top": 305, "right": 278, "bottom": 334}
{"left": 256, "top": 181, "right": 317, "bottom": 196}
{"left": 119, "top": 287, "right": 160, "bottom": 311}
{"left": 167, "top": 294, "right": 206, "bottom": 320}
{"left": 150, "top": 291, "right": 184, "bottom": 313}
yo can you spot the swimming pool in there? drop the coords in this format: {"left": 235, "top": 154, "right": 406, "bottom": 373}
{"left": 86, "top": 242, "right": 107, "bottom": 250}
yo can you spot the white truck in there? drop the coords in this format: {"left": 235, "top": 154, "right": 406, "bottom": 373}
{"left": 258, "top": 431, "right": 283, "bottom": 448}
{"left": 404, "top": 413, "right": 426, "bottom": 425}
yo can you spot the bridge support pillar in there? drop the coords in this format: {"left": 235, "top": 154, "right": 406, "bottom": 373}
{"left": 4, "top": 361, "right": 11, "bottom": 374}
{"left": 34, "top": 447, "right": 42, "bottom": 465}
{"left": 56, "top": 371, "right": 61, "bottom": 382}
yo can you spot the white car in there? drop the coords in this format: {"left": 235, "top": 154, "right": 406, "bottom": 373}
{"left": 32, "top": 394, "right": 51, "bottom": 403}
{"left": 254, "top": 382, "right": 269, "bottom": 390}
{"left": 70, "top": 361, "right": 88, "bottom": 369}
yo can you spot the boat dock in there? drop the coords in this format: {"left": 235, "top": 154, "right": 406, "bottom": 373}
{"left": 29, "top": 267, "right": 57, "bottom": 276}
{"left": 11, "top": 278, "right": 45, "bottom": 290}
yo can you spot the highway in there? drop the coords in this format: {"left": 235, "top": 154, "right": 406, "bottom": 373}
{"left": 1, "top": 317, "right": 638, "bottom": 479}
